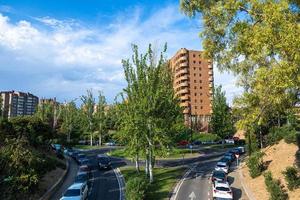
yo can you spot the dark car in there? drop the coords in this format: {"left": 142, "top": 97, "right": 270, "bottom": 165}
{"left": 229, "top": 149, "right": 240, "bottom": 155}
{"left": 75, "top": 171, "right": 90, "bottom": 187}
{"left": 97, "top": 154, "right": 111, "bottom": 170}
{"left": 211, "top": 170, "right": 227, "bottom": 183}
{"left": 192, "top": 140, "right": 202, "bottom": 145}
{"left": 219, "top": 157, "right": 231, "bottom": 166}
{"left": 79, "top": 165, "right": 91, "bottom": 176}
{"left": 76, "top": 153, "right": 87, "bottom": 163}
{"left": 71, "top": 150, "right": 79, "bottom": 159}
{"left": 79, "top": 158, "right": 90, "bottom": 166}
{"left": 224, "top": 152, "right": 235, "bottom": 162}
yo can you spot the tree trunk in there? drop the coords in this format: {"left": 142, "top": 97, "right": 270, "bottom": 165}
{"left": 145, "top": 149, "right": 149, "bottom": 175}
{"left": 149, "top": 147, "right": 153, "bottom": 183}
{"left": 135, "top": 154, "right": 140, "bottom": 172}
{"left": 90, "top": 134, "right": 93, "bottom": 146}
{"left": 259, "top": 128, "right": 263, "bottom": 149}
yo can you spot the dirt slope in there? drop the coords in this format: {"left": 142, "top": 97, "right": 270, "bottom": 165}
{"left": 240, "top": 140, "right": 300, "bottom": 200}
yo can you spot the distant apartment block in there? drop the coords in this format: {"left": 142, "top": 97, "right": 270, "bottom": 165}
{"left": 169, "top": 48, "right": 213, "bottom": 132}
{"left": 0, "top": 90, "right": 39, "bottom": 118}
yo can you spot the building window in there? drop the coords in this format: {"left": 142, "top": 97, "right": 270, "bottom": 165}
{"left": 199, "top": 61, "right": 201, "bottom": 64}
{"left": 193, "top": 67, "right": 196, "bottom": 70}
{"left": 193, "top": 54, "right": 195, "bottom": 57}
{"left": 199, "top": 73, "right": 202, "bottom": 77}
{"left": 200, "top": 100, "right": 203, "bottom": 103}
{"left": 199, "top": 67, "right": 202, "bottom": 71}
{"left": 195, "top": 106, "right": 197, "bottom": 109}
{"left": 201, "top": 106, "right": 203, "bottom": 109}
{"left": 200, "top": 93, "right": 203, "bottom": 96}
{"left": 194, "top": 80, "right": 197, "bottom": 83}
{"left": 200, "top": 80, "right": 202, "bottom": 83}
{"left": 194, "top": 73, "right": 196, "bottom": 76}
{"left": 195, "top": 93, "right": 197, "bottom": 96}
{"left": 194, "top": 86, "right": 197, "bottom": 89}
{"left": 193, "top": 60, "right": 196, "bottom": 64}
{"left": 195, "top": 99, "right": 197, "bottom": 103}
{"left": 200, "top": 86, "right": 202, "bottom": 89}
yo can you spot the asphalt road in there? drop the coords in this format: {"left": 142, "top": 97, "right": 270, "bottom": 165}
{"left": 51, "top": 147, "right": 121, "bottom": 200}
{"left": 174, "top": 153, "right": 249, "bottom": 200}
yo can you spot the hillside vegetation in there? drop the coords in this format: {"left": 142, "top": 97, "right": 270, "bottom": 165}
{"left": 241, "top": 140, "right": 300, "bottom": 200}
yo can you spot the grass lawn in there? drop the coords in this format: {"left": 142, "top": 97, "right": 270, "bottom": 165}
{"left": 120, "top": 166, "right": 186, "bottom": 199}
{"left": 108, "top": 148, "right": 200, "bottom": 160}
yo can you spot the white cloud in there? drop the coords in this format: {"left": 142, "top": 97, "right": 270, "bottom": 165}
{"left": 0, "top": 5, "right": 241, "bottom": 103}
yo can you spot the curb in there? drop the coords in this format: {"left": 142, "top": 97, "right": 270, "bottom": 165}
{"left": 237, "top": 162, "right": 257, "bottom": 200}
{"left": 113, "top": 167, "right": 126, "bottom": 200}
{"left": 39, "top": 156, "right": 70, "bottom": 200}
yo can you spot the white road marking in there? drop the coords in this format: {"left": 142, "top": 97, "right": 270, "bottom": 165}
{"left": 113, "top": 168, "right": 125, "bottom": 200}
{"left": 189, "top": 191, "right": 196, "bottom": 200}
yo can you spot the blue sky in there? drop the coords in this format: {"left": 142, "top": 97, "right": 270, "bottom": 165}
{"left": 0, "top": 0, "right": 241, "bottom": 104}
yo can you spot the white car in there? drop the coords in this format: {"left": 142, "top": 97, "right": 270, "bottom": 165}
{"left": 215, "top": 162, "right": 229, "bottom": 174}
{"left": 60, "top": 182, "right": 88, "bottom": 200}
{"left": 212, "top": 181, "right": 233, "bottom": 200}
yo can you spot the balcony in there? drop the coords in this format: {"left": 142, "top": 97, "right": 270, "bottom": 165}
{"left": 209, "top": 90, "right": 213, "bottom": 94}
{"left": 175, "top": 81, "right": 189, "bottom": 90}
{"left": 208, "top": 70, "right": 213, "bottom": 75}
{"left": 180, "top": 102, "right": 189, "bottom": 107}
{"left": 176, "top": 88, "right": 189, "bottom": 97}
{"left": 181, "top": 94, "right": 190, "bottom": 100}
{"left": 178, "top": 62, "right": 188, "bottom": 68}
{"left": 175, "top": 68, "right": 189, "bottom": 77}
{"left": 209, "top": 83, "right": 213, "bottom": 88}
{"left": 175, "top": 74, "right": 189, "bottom": 82}
{"left": 208, "top": 64, "right": 213, "bottom": 69}
{"left": 209, "top": 77, "right": 214, "bottom": 82}
{"left": 183, "top": 108, "right": 190, "bottom": 114}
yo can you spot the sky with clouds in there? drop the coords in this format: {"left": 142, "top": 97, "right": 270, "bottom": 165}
{"left": 0, "top": 0, "right": 242, "bottom": 104}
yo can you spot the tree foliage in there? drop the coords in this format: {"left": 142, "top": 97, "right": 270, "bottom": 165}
{"left": 117, "top": 44, "right": 183, "bottom": 182}
{"left": 180, "top": 0, "right": 300, "bottom": 148}
{"left": 94, "top": 91, "right": 108, "bottom": 146}
{"left": 210, "top": 85, "right": 235, "bottom": 141}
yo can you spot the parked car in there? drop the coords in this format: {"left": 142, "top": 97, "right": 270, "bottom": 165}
{"left": 177, "top": 140, "right": 189, "bottom": 146}
{"left": 215, "top": 162, "right": 229, "bottom": 174}
{"left": 78, "top": 158, "right": 90, "bottom": 166}
{"left": 79, "top": 165, "right": 91, "bottom": 178}
{"left": 211, "top": 170, "right": 227, "bottom": 183}
{"left": 224, "top": 152, "right": 235, "bottom": 162}
{"left": 192, "top": 140, "right": 202, "bottom": 145}
{"left": 225, "top": 139, "right": 235, "bottom": 144}
{"left": 219, "top": 157, "right": 231, "bottom": 166}
{"left": 76, "top": 153, "right": 87, "bottom": 163}
{"left": 75, "top": 171, "right": 90, "bottom": 187}
{"left": 97, "top": 154, "right": 111, "bottom": 170}
{"left": 236, "top": 146, "right": 245, "bottom": 154}
{"left": 105, "top": 141, "right": 116, "bottom": 146}
{"left": 71, "top": 150, "right": 79, "bottom": 159}
{"left": 229, "top": 149, "right": 240, "bottom": 156}
{"left": 60, "top": 182, "right": 88, "bottom": 200}
{"left": 212, "top": 181, "right": 233, "bottom": 200}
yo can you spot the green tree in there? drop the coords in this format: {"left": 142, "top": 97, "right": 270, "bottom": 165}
{"left": 0, "top": 95, "right": 3, "bottom": 118}
{"left": 180, "top": 0, "right": 300, "bottom": 149}
{"left": 210, "top": 85, "right": 235, "bottom": 145}
{"left": 81, "top": 90, "right": 96, "bottom": 146}
{"left": 94, "top": 91, "right": 107, "bottom": 146}
{"left": 118, "top": 44, "right": 182, "bottom": 182}
{"left": 61, "top": 101, "right": 78, "bottom": 143}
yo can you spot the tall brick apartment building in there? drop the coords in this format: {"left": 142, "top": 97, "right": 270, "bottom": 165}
{"left": 169, "top": 48, "right": 213, "bottom": 132}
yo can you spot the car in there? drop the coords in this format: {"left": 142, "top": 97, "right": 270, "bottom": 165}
{"left": 236, "top": 146, "right": 245, "bottom": 154}
{"left": 105, "top": 141, "right": 116, "bottom": 146}
{"left": 76, "top": 153, "right": 87, "bottom": 163}
{"left": 78, "top": 158, "right": 90, "bottom": 166}
{"left": 79, "top": 165, "right": 91, "bottom": 178}
{"left": 75, "top": 171, "right": 90, "bottom": 187}
{"left": 229, "top": 149, "right": 240, "bottom": 156}
{"left": 224, "top": 152, "right": 235, "bottom": 162}
{"left": 225, "top": 139, "right": 235, "bottom": 144}
{"left": 60, "top": 182, "right": 88, "bottom": 200}
{"left": 97, "top": 154, "right": 111, "bottom": 169}
{"left": 212, "top": 181, "right": 233, "bottom": 200}
{"left": 219, "top": 157, "right": 231, "bottom": 166}
{"left": 211, "top": 170, "right": 227, "bottom": 183}
{"left": 215, "top": 162, "right": 229, "bottom": 174}
{"left": 192, "top": 140, "right": 202, "bottom": 145}
{"left": 177, "top": 140, "right": 189, "bottom": 146}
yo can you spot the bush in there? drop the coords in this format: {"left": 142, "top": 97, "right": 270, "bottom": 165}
{"left": 267, "top": 127, "right": 284, "bottom": 145}
{"left": 283, "top": 166, "right": 300, "bottom": 191}
{"left": 296, "top": 133, "right": 300, "bottom": 149}
{"left": 247, "top": 151, "right": 265, "bottom": 178}
{"left": 264, "top": 171, "right": 288, "bottom": 200}
{"left": 126, "top": 176, "right": 149, "bottom": 200}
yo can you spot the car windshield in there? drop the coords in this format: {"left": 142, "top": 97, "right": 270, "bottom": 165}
{"left": 216, "top": 186, "right": 230, "bottom": 192}
{"left": 64, "top": 189, "right": 80, "bottom": 197}
{"left": 217, "top": 164, "right": 226, "bottom": 167}
{"left": 78, "top": 154, "right": 86, "bottom": 158}
{"left": 213, "top": 171, "right": 225, "bottom": 178}
{"left": 99, "top": 157, "right": 110, "bottom": 163}
{"left": 75, "top": 174, "right": 87, "bottom": 183}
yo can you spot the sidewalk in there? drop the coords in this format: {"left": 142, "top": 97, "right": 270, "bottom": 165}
{"left": 229, "top": 163, "right": 250, "bottom": 200}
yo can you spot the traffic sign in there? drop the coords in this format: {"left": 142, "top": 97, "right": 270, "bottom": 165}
{"left": 235, "top": 154, "right": 239, "bottom": 158}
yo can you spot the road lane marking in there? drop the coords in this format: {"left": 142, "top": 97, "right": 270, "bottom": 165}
{"left": 113, "top": 168, "right": 125, "bottom": 200}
